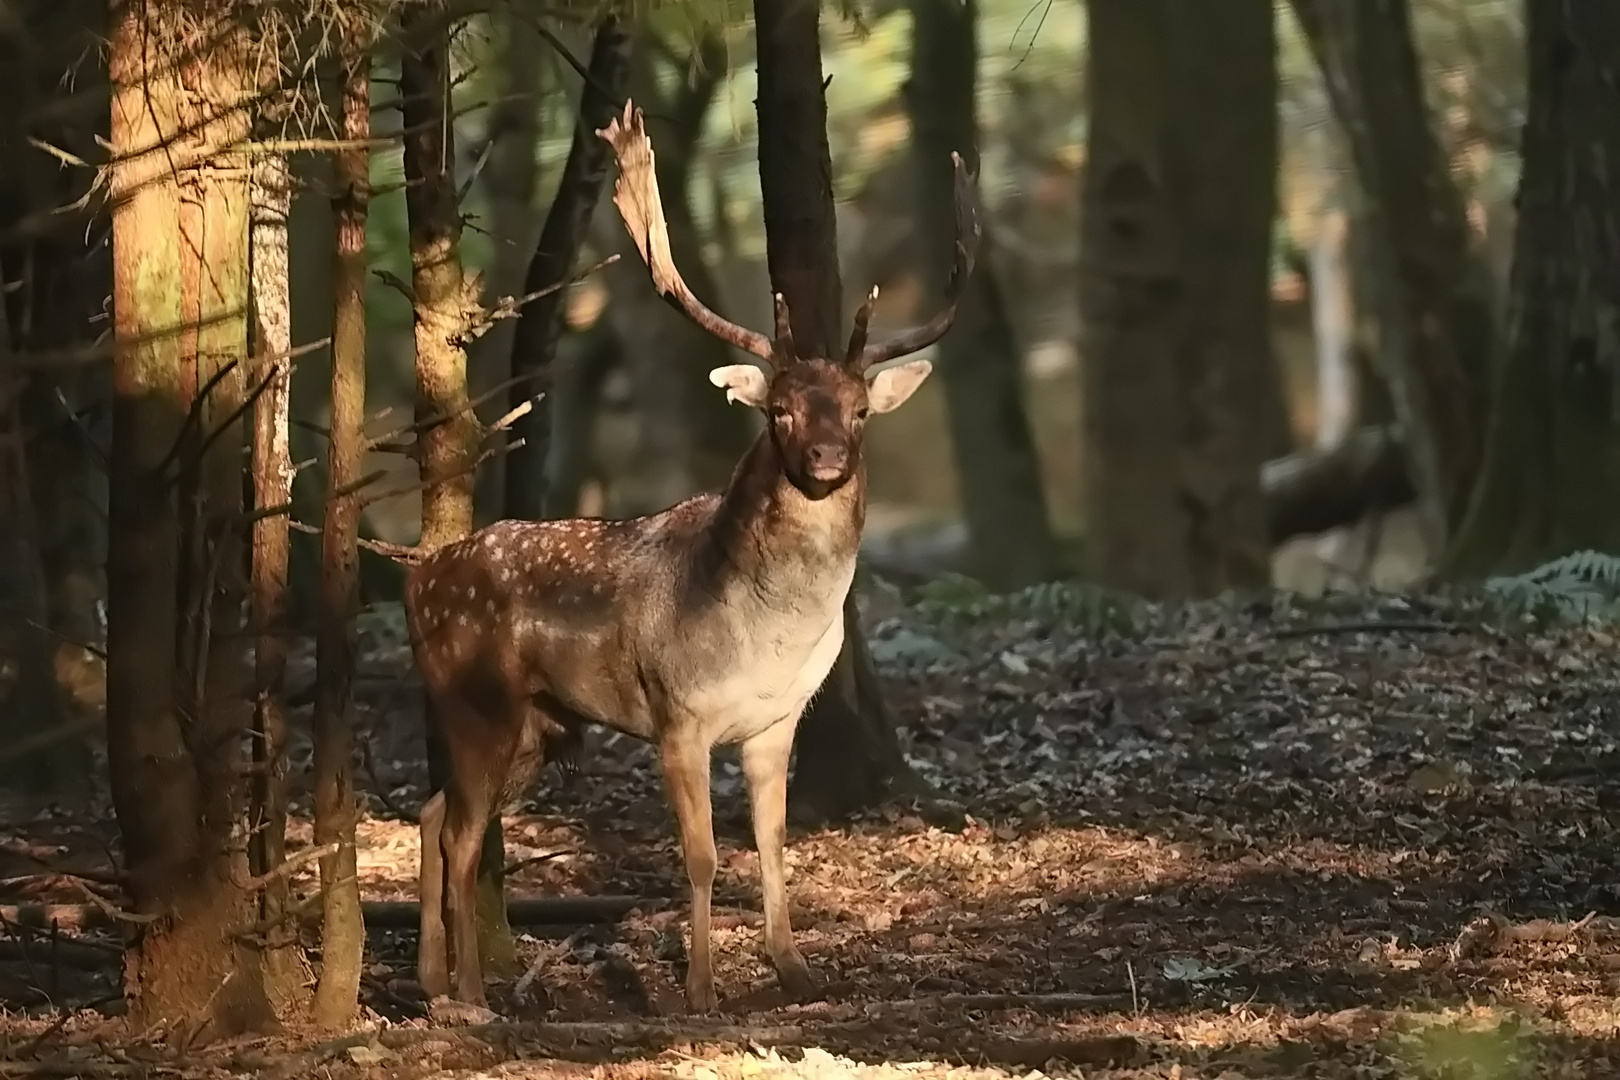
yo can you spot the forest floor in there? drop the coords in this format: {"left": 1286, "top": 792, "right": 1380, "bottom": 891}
{"left": 2, "top": 586, "right": 1619, "bottom": 1078}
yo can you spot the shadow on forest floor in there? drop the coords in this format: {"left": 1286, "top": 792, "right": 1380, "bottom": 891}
{"left": 4, "top": 590, "right": 1620, "bottom": 1077}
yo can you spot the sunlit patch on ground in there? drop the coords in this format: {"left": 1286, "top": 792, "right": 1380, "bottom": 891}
{"left": 4, "top": 593, "right": 1620, "bottom": 1075}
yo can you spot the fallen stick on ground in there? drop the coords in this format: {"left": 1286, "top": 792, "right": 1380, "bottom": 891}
{"left": 235, "top": 1016, "right": 1141, "bottom": 1080}
{"left": 1451, "top": 911, "right": 1618, "bottom": 960}
{"left": 0, "top": 894, "right": 652, "bottom": 933}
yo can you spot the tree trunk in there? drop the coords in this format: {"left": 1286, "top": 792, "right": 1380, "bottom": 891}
{"left": 472, "top": 5, "right": 545, "bottom": 524}
{"left": 1442, "top": 1, "right": 1620, "bottom": 575}
{"left": 907, "top": 0, "right": 1058, "bottom": 590}
{"left": 248, "top": 142, "right": 308, "bottom": 1018}
{"left": 1291, "top": 0, "right": 1498, "bottom": 553}
{"left": 107, "top": 5, "right": 278, "bottom": 1034}
{"left": 311, "top": 38, "right": 370, "bottom": 1030}
{"left": 751, "top": 0, "right": 932, "bottom": 822}
{"left": 1077, "top": 0, "right": 1277, "bottom": 600}
{"left": 505, "top": 16, "right": 632, "bottom": 521}
{"left": 399, "top": 13, "right": 515, "bottom": 978}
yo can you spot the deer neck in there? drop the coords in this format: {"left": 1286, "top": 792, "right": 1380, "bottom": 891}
{"left": 691, "top": 429, "right": 864, "bottom": 616}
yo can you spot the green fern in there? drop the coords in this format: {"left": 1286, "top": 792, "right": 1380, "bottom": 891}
{"left": 913, "top": 574, "right": 1140, "bottom": 638}
{"left": 1482, "top": 550, "right": 1620, "bottom": 624}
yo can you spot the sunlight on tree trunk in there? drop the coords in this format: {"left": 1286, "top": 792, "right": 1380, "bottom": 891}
{"left": 1443, "top": 1, "right": 1620, "bottom": 576}
{"left": 311, "top": 27, "right": 370, "bottom": 1030}
{"left": 399, "top": 11, "right": 516, "bottom": 978}
{"left": 1078, "top": 0, "right": 1276, "bottom": 599}
{"left": 248, "top": 137, "right": 308, "bottom": 1019}
{"left": 107, "top": 4, "right": 279, "bottom": 1033}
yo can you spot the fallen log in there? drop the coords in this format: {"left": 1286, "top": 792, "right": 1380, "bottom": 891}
{"left": 0, "top": 894, "right": 651, "bottom": 933}
{"left": 1263, "top": 424, "right": 1414, "bottom": 543}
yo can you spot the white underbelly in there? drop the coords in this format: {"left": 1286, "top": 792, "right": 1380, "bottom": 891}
{"left": 693, "top": 613, "right": 846, "bottom": 745}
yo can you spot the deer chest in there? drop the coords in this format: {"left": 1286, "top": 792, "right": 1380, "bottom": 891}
{"left": 687, "top": 611, "right": 846, "bottom": 746}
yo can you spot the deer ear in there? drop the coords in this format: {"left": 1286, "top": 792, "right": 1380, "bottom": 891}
{"left": 709, "top": 364, "right": 770, "bottom": 409}
{"left": 866, "top": 359, "right": 933, "bottom": 414}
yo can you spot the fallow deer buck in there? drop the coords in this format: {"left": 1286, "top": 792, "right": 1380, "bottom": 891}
{"left": 407, "top": 101, "right": 980, "bottom": 1013}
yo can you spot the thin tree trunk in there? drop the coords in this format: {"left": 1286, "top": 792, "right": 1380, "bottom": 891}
{"left": 505, "top": 15, "right": 632, "bottom": 521}
{"left": 750, "top": 0, "right": 933, "bottom": 822}
{"left": 1443, "top": 1, "right": 1620, "bottom": 575}
{"left": 1078, "top": 0, "right": 1276, "bottom": 600}
{"left": 311, "top": 36, "right": 369, "bottom": 1030}
{"left": 907, "top": 0, "right": 1058, "bottom": 590}
{"left": 248, "top": 143, "right": 307, "bottom": 1016}
{"left": 399, "top": 12, "right": 515, "bottom": 978}
{"left": 107, "top": 3, "right": 275, "bottom": 1033}
{"left": 472, "top": 6, "right": 544, "bottom": 524}
{"left": 1291, "top": 0, "right": 1498, "bottom": 553}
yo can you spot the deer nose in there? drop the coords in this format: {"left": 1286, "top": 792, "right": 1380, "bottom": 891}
{"left": 806, "top": 442, "right": 848, "bottom": 477}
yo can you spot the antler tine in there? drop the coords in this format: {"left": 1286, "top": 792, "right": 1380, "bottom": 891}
{"left": 843, "top": 286, "right": 879, "bottom": 365}
{"left": 772, "top": 292, "right": 794, "bottom": 355}
{"left": 856, "top": 152, "right": 983, "bottom": 372}
{"left": 598, "top": 102, "right": 778, "bottom": 367}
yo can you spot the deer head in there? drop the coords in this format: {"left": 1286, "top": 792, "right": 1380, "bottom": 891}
{"left": 599, "top": 102, "right": 982, "bottom": 500}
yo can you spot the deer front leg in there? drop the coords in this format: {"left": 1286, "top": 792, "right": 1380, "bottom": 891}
{"left": 741, "top": 716, "right": 815, "bottom": 1001}
{"left": 660, "top": 733, "right": 718, "bottom": 1013}
{"left": 418, "top": 790, "right": 451, "bottom": 999}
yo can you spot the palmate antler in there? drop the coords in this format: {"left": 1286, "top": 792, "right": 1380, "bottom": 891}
{"left": 599, "top": 101, "right": 982, "bottom": 371}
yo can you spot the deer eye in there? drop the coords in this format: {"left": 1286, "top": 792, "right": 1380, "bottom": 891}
{"left": 855, "top": 406, "right": 870, "bottom": 421}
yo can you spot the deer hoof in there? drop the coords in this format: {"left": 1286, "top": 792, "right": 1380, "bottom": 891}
{"left": 773, "top": 952, "right": 817, "bottom": 1002}
{"left": 685, "top": 974, "right": 719, "bottom": 1014}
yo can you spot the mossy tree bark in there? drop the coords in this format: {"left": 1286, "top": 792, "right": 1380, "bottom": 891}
{"left": 107, "top": 3, "right": 287, "bottom": 1033}
{"left": 907, "top": 0, "right": 1058, "bottom": 590}
{"left": 1291, "top": 0, "right": 1499, "bottom": 553}
{"left": 1078, "top": 0, "right": 1277, "bottom": 599}
{"left": 399, "top": 11, "right": 516, "bottom": 978}
{"left": 1442, "top": 1, "right": 1620, "bottom": 576}
{"left": 751, "top": 0, "right": 932, "bottom": 822}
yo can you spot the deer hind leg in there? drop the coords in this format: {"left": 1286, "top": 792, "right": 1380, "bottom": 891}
{"left": 659, "top": 729, "right": 718, "bottom": 1013}
{"left": 442, "top": 773, "right": 497, "bottom": 1008}
{"left": 417, "top": 789, "right": 451, "bottom": 999}
{"left": 741, "top": 715, "right": 815, "bottom": 1001}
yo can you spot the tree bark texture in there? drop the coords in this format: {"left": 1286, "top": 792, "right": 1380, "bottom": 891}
{"left": 907, "top": 0, "right": 1058, "bottom": 590}
{"left": 311, "top": 38, "right": 370, "bottom": 1030}
{"left": 107, "top": 4, "right": 278, "bottom": 1034}
{"left": 505, "top": 16, "right": 632, "bottom": 521}
{"left": 1291, "top": 0, "right": 1498, "bottom": 552}
{"left": 1078, "top": 0, "right": 1277, "bottom": 600}
{"left": 399, "top": 13, "right": 515, "bottom": 977}
{"left": 248, "top": 146, "right": 308, "bottom": 1017}
{"left": 751, "top": 0, "right": 928, "bottom": 821}
{"left": 1443, "top": 0, "right": 1620, "bottom": 575}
